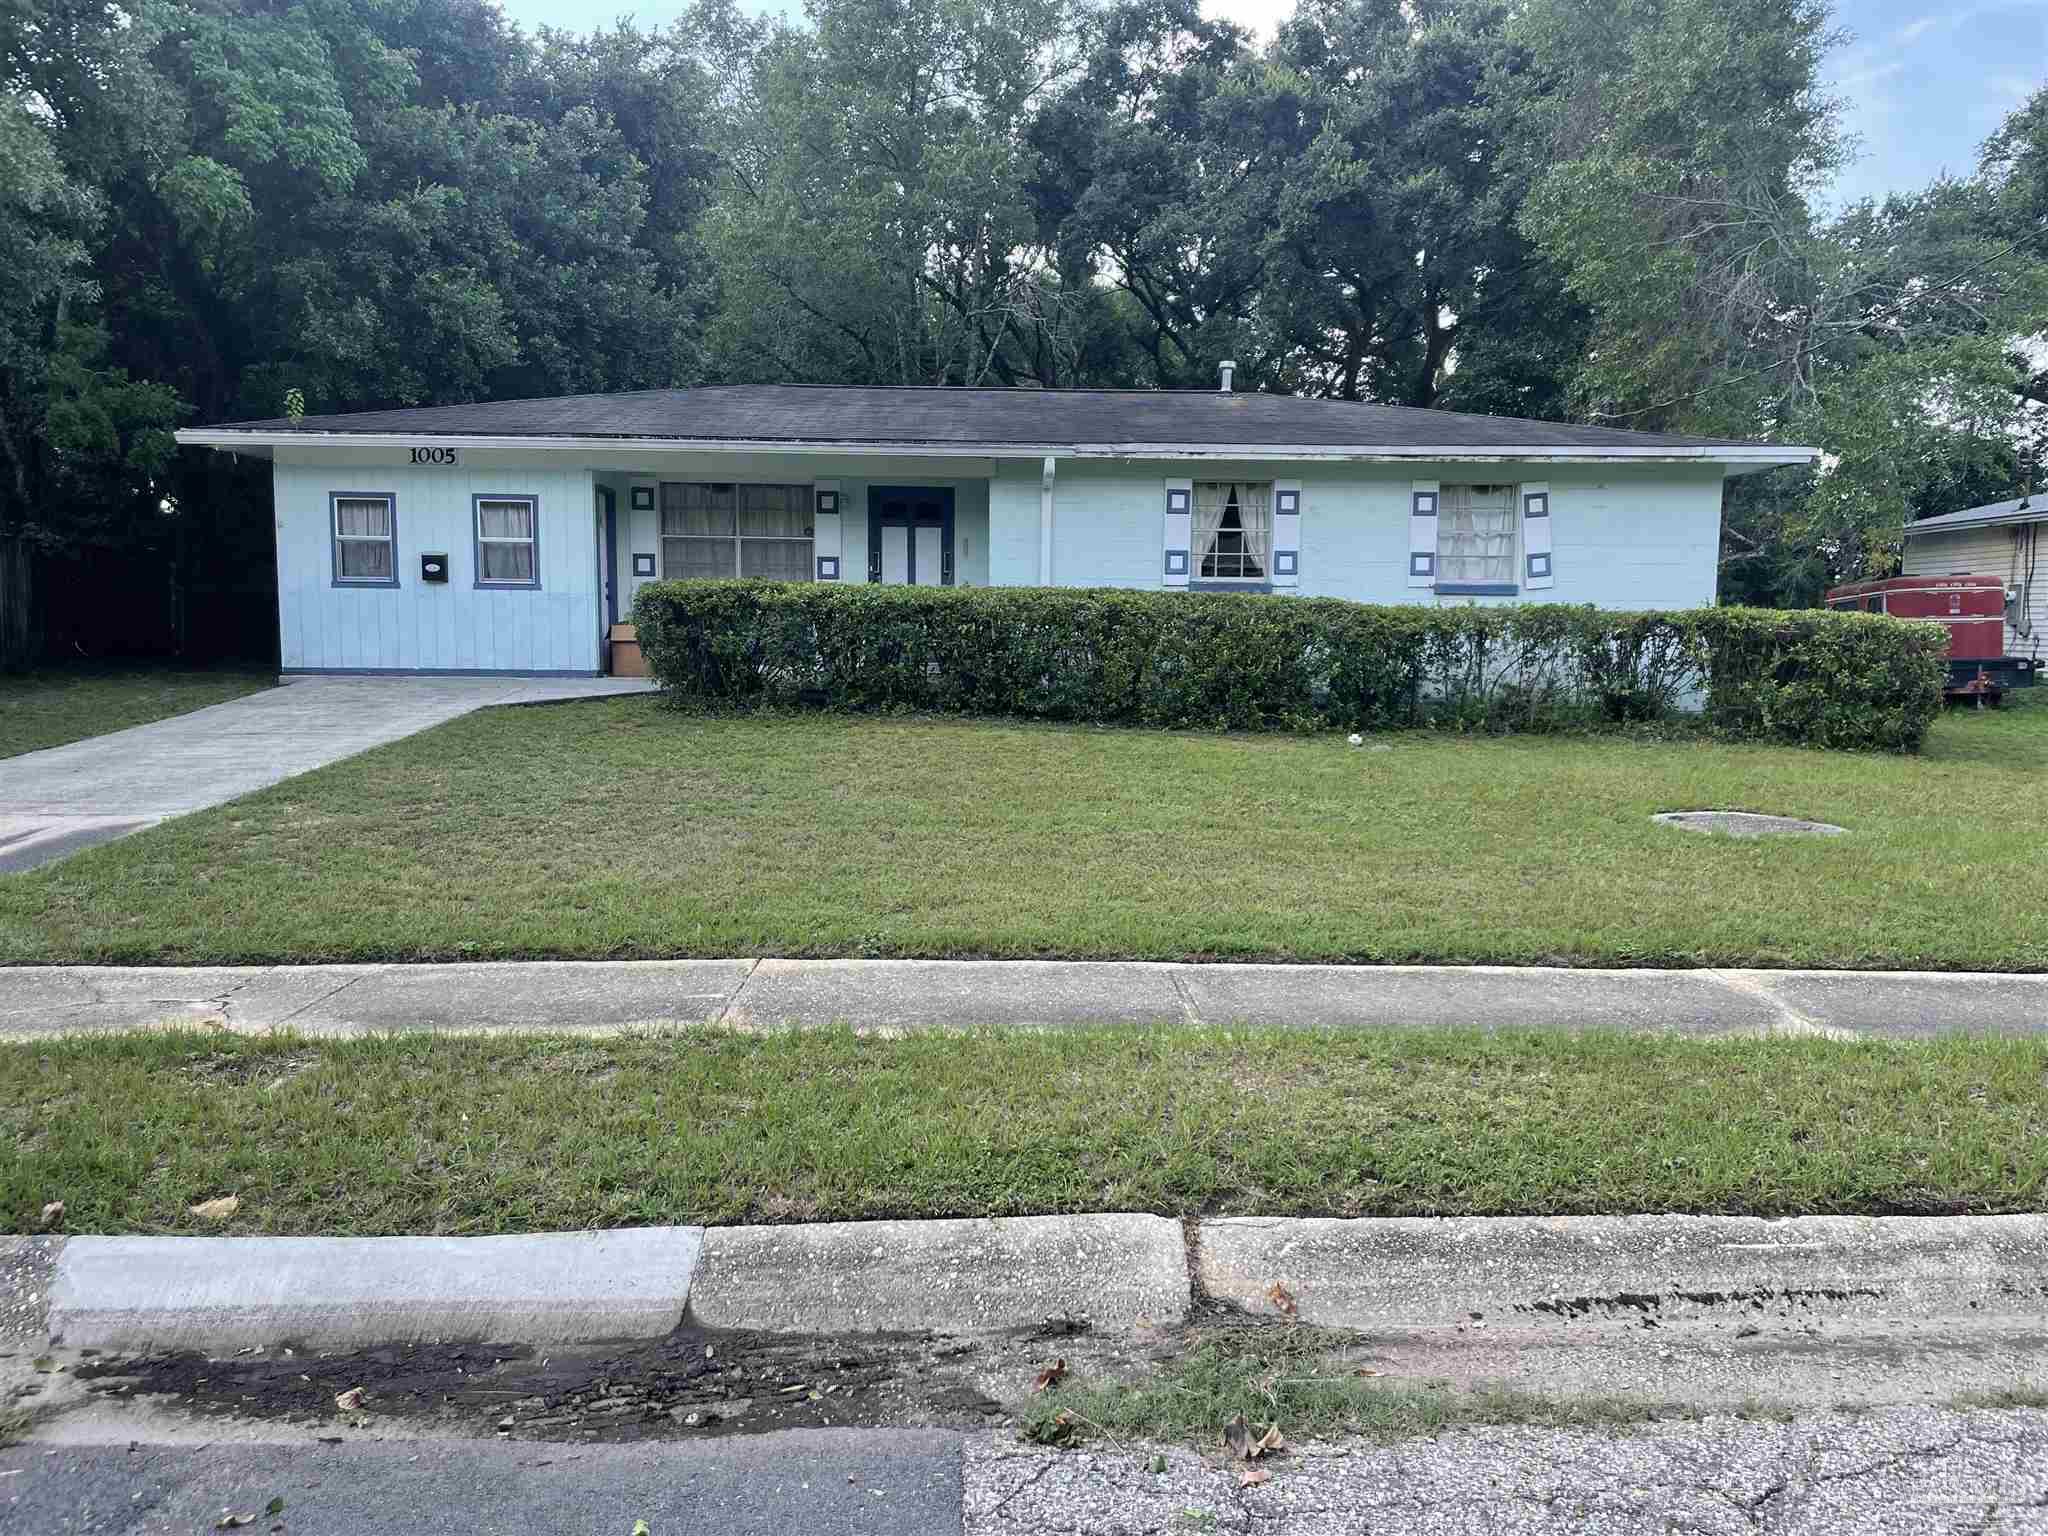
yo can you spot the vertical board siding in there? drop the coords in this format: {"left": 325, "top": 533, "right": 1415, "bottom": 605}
{"left": 276, "top": 452, "right": 1734, "bottom": 665}
{"left": 1903, "top": 522, "right": 2048, "bottom": 662}
{"left": 275, "top": 456, "right": 599, "bottom": 673}
{"left": 1035, "top": 461, "right": 1726, "bottom": 610}
{"left": 989, "top": 462, "right": 1042, "bottom": 585}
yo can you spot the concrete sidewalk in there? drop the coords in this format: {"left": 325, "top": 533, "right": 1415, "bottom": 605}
{"left": 1, "top": 956, "right": 2043, "bottom": 1040}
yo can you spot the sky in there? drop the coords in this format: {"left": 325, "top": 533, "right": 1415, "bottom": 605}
{"left": 494, "top": 0, "right": 2048, "bottom": 210}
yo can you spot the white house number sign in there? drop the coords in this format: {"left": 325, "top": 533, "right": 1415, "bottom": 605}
{"left": 409, "top": 446, "right": 461, "bottom": 466}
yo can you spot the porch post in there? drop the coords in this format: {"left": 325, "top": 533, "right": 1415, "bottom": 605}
{"left": 1039, "top": 455, "right": 1056, "bottom": 586}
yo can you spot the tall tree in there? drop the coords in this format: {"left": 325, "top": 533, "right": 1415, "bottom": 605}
{"left": 1516, "top": 0, "right": 2048, "bottom": 596}
{"left": 703, "top": 0, "right": 1091, "bottom": 385}
{"left": 4, "top": 0, "right": 719, "bottom": 657}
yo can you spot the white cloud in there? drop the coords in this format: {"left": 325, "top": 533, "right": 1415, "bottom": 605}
{"left": 1835, "top": 58, "right": 1907, "bottom": 91}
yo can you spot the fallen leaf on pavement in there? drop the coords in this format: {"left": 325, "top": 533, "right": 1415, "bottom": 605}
{"left": 215, "top": 1514, "right": 255, "bottom": 1530}
{"left": 632, "top": 1522, "right": 652, "bottom": 1536}
{"left": 1030, "top": 1358, "right": 1067, "bottom": 1393}
{"left": 1239, "top": 1466, "right": 1272, "bottom": 1488}
{"left": 39, "top": 1201, "right": 63, "bottom": 1228}
{"left": 263, "top": 1498, "right": 285, "bottom": 1517}
{"left": 1224, "top": 1413, "right": 1286, "bottom": 1461}
{"left": 1265, "top": 1283, "right": 1298, "bottom": 1318}
{"left": 334, "top": 1387, "right": 365, "bottom": 1413}
{"left": 190, "top": 1195, "right": 240, "bottom": 1222}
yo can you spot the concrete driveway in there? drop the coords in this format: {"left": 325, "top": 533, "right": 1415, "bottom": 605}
{"left": 0, "top": 674, "right": 657, "bottom": 873}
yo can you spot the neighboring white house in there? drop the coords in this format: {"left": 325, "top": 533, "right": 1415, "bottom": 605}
{"left": 1901, "top": 495, "right": 2046, "bottom": 672}
{"left": 175, "top": 381, "right": 1815, "bottom": 677}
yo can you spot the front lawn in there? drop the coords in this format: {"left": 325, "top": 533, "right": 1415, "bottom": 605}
{"left": 0, "top": 693, "right": 2042, "bottom": 968}
{"left": 5, "top": 1028, "right": 2043, "bottom": 1234}
{"left": 0, "top": 664, "right": 272, "bottom": 759}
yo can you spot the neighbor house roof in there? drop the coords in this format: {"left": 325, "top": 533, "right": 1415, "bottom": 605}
{"left": 177, "top": 384, "right": 1816, "bottom": 467}
{"left": 1902, "top": 494, "right": 2048, "bottom": 537}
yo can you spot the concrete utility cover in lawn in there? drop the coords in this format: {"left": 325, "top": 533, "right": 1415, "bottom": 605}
{"left": 1653, "top": 810, "right": 1847, "bottom": 838}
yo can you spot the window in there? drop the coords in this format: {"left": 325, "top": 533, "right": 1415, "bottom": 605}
{"left": 332, "top": 493, "right": 397, "bottom": 586}
{"left": 474, "top": 495, "right": 539, "bottom": 587}
{"left": 1439, "top": 484, "right": 1517, "bottom": 588}
{"left": 660, "top": 483, "right": 813, "bottom": 580}
{"left": 1194, "top": 481, "right": 1271, "bottom": 580}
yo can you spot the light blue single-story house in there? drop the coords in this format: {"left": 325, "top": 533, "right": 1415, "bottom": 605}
{"left": 177, "top": 377, "right": 1816, "bottom": 676}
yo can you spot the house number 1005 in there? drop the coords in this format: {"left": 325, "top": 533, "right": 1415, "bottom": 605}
{"left": 409, "top": 446, "right": 461, "bottom": 466}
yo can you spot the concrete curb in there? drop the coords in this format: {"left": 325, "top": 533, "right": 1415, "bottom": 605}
{"left": 687, "top": 1215, "right": 1190, "bottom": 1335}
{"left": 4, "top": 958, "right": 2047, "bottom": 1040}
{"left": 47, "top": 1228, "right": 704, "bottom": 1352}
{"left": 1199, "top": 1213, "right": 2048, "bottom": 1334}
{"left": 34, "top": 1215, "right": 1191, "bottom": 1354}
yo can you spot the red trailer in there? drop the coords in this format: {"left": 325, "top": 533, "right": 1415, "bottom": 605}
{"left": 1824, "top": 574, "right": 2035, "bottom": 701}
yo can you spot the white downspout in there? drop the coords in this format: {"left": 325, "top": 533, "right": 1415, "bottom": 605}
{"left": 1040, "top": 455, "right": 1057, "bottom": 586}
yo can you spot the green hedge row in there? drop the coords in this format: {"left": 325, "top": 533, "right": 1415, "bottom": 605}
{"left": 631, "top": 581, "right": 1950, "bottom": 751}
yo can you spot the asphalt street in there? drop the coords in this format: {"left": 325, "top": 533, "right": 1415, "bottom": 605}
{"left": 3, "top": 1428, "right": 963, "bottom": 1536}
{"left": 10, "top": 1406, "right": 2048, "bottom": 1534}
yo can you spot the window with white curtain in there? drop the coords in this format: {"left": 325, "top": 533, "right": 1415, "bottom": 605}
{"left": 660, "top": 483, "right": 813, "bottom": 579}
{"left": 1438, "top": 484, "right": 1518, "bottom": 587}
{"left": 332, "top": 493, "right": 397, "bottom": 585}
{"left": 1194, "top": 482, "right": 1272, "bottom": 581}
{"left": 474, "top": 496, "right": 539, "bottom": 587}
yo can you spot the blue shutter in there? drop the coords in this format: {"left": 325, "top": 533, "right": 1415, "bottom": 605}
{"left": 1408, "top": 482, "right": 1439, "bottom": 590}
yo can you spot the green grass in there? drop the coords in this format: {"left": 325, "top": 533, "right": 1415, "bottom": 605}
{"left": 5, "top": 1028, "right": 2044, "bottom": 1235}
{"left": 1019, "top": 1327, "right": 1753, "bottom": 1447}
{"left": 0, "top": 664, "right": 271, "bottom": 759}
{"left": 0, "top": 692, "right": 2044, "bottom": 967}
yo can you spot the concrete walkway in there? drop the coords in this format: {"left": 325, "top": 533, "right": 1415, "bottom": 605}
{"left": 1, "top": 956, "right": 2042, "bottom": 1039}
{"left": 0, "top": 674, "right": 656, "bottom": 872}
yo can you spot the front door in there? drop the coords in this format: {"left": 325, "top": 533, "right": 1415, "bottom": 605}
{"left": 868, "top": 486, "right": 954, "bottom": 586}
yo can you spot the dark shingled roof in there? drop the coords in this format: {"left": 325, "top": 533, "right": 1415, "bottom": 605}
{"left": 203, "top": 385, "right": 1794, "bottom": 453}
{"left": 1903, "top": 494, "right": 2046, "bottom": 535}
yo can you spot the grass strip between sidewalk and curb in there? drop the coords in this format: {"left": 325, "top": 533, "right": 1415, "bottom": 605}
{"left": 6, "top": 1026, "right": 2045, "bottom": 1234}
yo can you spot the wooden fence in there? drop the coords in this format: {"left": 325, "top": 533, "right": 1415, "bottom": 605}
{"left": 0, "top": 536, "right": 32, "bottom": 670}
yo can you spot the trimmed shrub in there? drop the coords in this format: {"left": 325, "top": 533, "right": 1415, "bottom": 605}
{"left": 631, "top": 582, "right": 1950, "bottom": 751}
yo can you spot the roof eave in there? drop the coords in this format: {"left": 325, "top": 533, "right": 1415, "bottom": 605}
{"left": 175, "top": 428, "right": 1817, "bottom": 467}
{"left": 1903, "top": 507, "right": 2046, "bottom": 536}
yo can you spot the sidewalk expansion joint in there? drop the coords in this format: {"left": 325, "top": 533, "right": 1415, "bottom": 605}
{"left": 268, "top": 973, "right": 368, "bottom": 1031}
{"left": 713, "top": 959, "right": 762, "bottom": 1026}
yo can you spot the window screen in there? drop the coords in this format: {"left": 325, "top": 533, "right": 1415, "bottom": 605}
{"left": 333, "top": 495, "right": 396, "bottom": 584}
{"left": 475, "top": 496, "right": 538, "bottom": 586}
{"left": 661, "top": 483, "right": 812, "bottom": 580}
{"left": 1439, "top": 485, "right": 1517, "bottom": 586}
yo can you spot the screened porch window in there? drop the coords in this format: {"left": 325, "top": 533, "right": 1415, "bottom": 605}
{"left": 1439, "top": 484, "right": 1518, "bottom": 587}
{"left": 332, "top": 494, "right": 397, "bottom": 585}
{"left": 474, "top": 496, "right": 539, "bottom": 587}
{"left": 660, "top": 483, "right": 813, "bottom": 580}
{"left": 1194, "top": 481, "right": 1271, "bottom": 580}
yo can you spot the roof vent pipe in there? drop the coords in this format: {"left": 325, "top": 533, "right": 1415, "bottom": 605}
{"left": 1218, "top": 360, "right": 1236, "bottom": 393}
